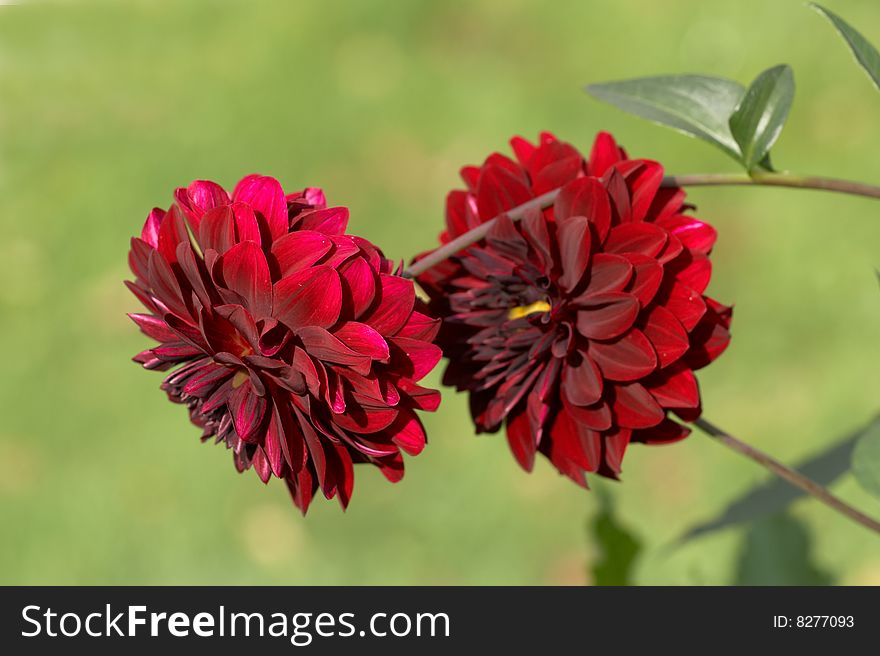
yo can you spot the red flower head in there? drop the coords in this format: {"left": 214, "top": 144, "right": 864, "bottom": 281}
{"left": 127, "top": 175, "right": 442, "bottom": 513}
{"left": 416, "top": 132, "right": 732, "bottom": 486}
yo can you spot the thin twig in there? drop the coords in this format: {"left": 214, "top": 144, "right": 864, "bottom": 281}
{"left": 403, "top": 171, "right": 880, "bottom": 278}
{"left": 694, "top": 417, "right": 880, "bottom": 536}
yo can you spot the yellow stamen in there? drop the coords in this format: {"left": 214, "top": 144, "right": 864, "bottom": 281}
{"left": 508, "top": 300, "right": 551, "bottom": 320}
{"left": 231, "top": 370, "right": 249, "bottom": 389}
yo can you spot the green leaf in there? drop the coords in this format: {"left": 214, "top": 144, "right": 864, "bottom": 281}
{"left": 729, "top": 65, "right": 794, "bottom": 172}
{"left": 675, "top": 416, "right": 878, "bottom": 545}
{"left": 852, "top": 421, "right": 880, "bottom": 499}
{"left": 734, "top": 513, "right": 833, "bottom": 585}
{"left": 589, "top": 490, "right": 640, "bottom": 586}
{"left": 810, "top": 3, "right": 880, "bottom": 91}
{"left": 585, "top": 75, "right": 745, "bottom": 160}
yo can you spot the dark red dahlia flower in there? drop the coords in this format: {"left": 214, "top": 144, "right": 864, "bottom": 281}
{"left": 127, "top": 175, "right": 441, "bottom": 513}
{"left": 416, "top": 132, "right": 731, "bottom": 486}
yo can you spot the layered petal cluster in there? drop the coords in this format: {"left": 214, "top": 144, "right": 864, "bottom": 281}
{"left": 417, "top": 132, "right": 731, "bottom": 486}
{"left": 127, "top": 175, "right": 441, "bottom": 513}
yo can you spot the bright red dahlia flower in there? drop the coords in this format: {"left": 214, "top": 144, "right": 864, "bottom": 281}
{"left": 127, "top": 175, "right": 441, "bottom": 513}
{"left": 416, "top": 132, "right": 731, "bottom": 486}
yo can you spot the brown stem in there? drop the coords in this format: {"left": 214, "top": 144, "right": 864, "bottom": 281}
{"left": 693, "top": 417, "right": 880, "bottom": 536}
{"left": 402, "top": 171, "right": 880, "bottom": 278}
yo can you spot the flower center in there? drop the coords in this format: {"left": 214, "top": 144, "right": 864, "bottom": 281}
{"left": 508, "top": 299, "right": 551, "bottom": 320}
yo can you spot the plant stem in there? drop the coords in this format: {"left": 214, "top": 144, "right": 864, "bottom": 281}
{"left": 693, "top": 417, "right": 880, "bottom": 536}
{"left": 403, "top": 171, "right": 880, "bottom": 278}
{"left": 667, "top": 172, "right": 880, "bottom": 199}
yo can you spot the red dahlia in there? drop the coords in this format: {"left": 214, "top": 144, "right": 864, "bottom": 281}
{"left": 416, "top": 132, "right": 732, "bottom": 486}
{"left": 127, "top": 175, "right": 441, "bottom": 513}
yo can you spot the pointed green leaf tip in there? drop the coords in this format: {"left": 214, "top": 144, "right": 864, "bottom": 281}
{"left": 585, "top": 75, "right": 745, "bottom": 160}
{"left": 810, "top": 3, "right": 880, "bottom": 92}
{"left": 729, "top": 65, "right": 794, "bottom": 172}
{"left": 852, "top": 421, "right": 880, "bottom": 500}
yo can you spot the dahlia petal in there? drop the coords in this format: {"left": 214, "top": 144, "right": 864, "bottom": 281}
{"left": 632, "top": 417, "right": 691, "bottom": 444}
{"left": 141, "top": 208, "right": 165, "bottom": 248}
{"left": 375, "top": 452, "right": 405, "bottom": 483}
{"left": 198, "top": 205, "right": 236, "bottom": 254}
{"left": 557, "top": 215, "right": 592, "bottom": 292}
{"left": 389, "top": 412, "right": 427, "bottom": 456}
{"left": 164, "top": 311, "right": 210, "bottom": 352}
{"left": 487, "top": 214, "right": 529, "bottom": 261}
{"left": 507, "top": 409, "right": 537, "bottom": 471}
{"left": 656, "top": 232, "right": 684, "bottom": 265}
{"left": 621, "top": 160, "right": 664, "bottom": 222}
{"left": 198, "top": 307, "right": 251, "bottom": 356}
{"left": 362, "top": 274, "right": 414, "bottom": 335}
{"left": 175, "top": 242, "right": 213, "bottom": 309}
{"left": 685, "top": 299, "right": 732, "bottom": 370}
{"left": 623, "top": 253, "right": 663, "bottom": 305}
{"left": 285, "top": 466, "right": 316, "bottom": 516}
{"left": 334, "top": 321, "right": 389, "bottom": 360}
{"left": 521, "top": 207, "right": 553, "bottom": 270}
{"left": 125, "top": 279, "right": 161, "bottom": 314}
{"left": 228, "top": 380, "right": 267, "bottom": 441}
{"left": 672, "top": 253, "right": 712, "bottom": 294}
{"left": 612, "top": 382, "right": 665, "bottom": 429}
{"left": 656, "top": 215, "right": 717, "bottom": 254}
{"left": 174, "top": 180, "right": 229, "bottom": 231}
{"left": 663, "top": 281, "right": 707, "bottom": 331}
{"left": 397, "top": 379, "right": 442, "bottom": 412}
{"left": 562, "top": 394, "right": 612, "bottom": 431}
{"left": 551, "top": 410, "right": 602, "bottom": 473}
{"left": 641, "top": 305, "right": 689, "bottom": 368}
{"left": 648, "top": 186, "right": 687, "bottom": 223}
{"left": 273, "top": 265, "right": 342, "bottom": 330}
{"left": 475, "top": 164, "right": 532, "bottom": 219}
{"left": 147, "top": 249, "right": 190, "bottom": 319}
{"left": 588, "top": 328, "right": 657, "bottom": 381}
{"left": 252, "top": 447, "right": 272, "bottom": 484}
{"left": 484, "top": 152, "right": 529, "bottom": 184}
{"left": 151, "top": 342, "right": 202, "bottom": 362}
{"left": 322, "top": 235, "right": 362, "bottom": 268}
{"left": 561, "top": 354, "right": 603, "bottom": 406}
{"left": 217, "top": 241, "right": 272, "bottom": 317}
{"left": 229, "top": 202, "right": 261, "bottom": 245}
{"left": 128, "top": 312, "right": 178, "bottom": 343}
{"left": 580, "top": 253, "right": 632, "bottom": 296}
{"left": 646, "top": 366, "right": 700, "bottom": 409}
{"left": 297, "top": 326, "right": 370, "bottom": 369}
{"left": 510, "top": 135, "right": 537, "bottom": 167}
{"left": 532, "top": 155, "right": 582, "bottom": 195}
{"left": 603, "top": 168, "right": 632, "bottom": 224}
{"left": 232, "top": 174, "right": 288, "bottom": 242}
{"left": 603, "top": 428, "right": 632, "bottom": 474}
{"left": 333, "top": 401, "right": 399, "bottom": 434}
{"left": 270, "top": 230, "right": 333, "bottom": 278}
{"left": 296, "top": 207, "right": 349, "bottom": 235}
{"left": 271, "top": 403, "right": 305, "bottom": 474}
{"left": 396, "top": 311, "right": 440, "bottom": 342}
{"left": 339, "top": 256, "right": 377, "bottom": 319}
{"left": 389, "top": 336, "right": 443, "bottom": 382}
{"left": 183, "top": 363, "right": 233, "bottom": 398}
{"left": 157, "top": 206, "right": 189, "bottom": 265}
{"left": 588, "top": 131, "right": 625, "bottom": 177}
{"left": 128, "top": 237, "right": 154, "bottom": 282}
{"left": 554, "top": 177, "right": 610, "bottom": 234}
{"left": 213, "top": 304, "right": 260, "bottom": 349}
{"left": 576, "top": 292, "right": 639, "bottom": 340}
{"left": 604, "top": 222, "right": 667, "bottom": 258}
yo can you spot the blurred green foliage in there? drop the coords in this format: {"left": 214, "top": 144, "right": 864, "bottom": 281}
{"left": 0, "top": 0, "right": 878, "bottom": 585}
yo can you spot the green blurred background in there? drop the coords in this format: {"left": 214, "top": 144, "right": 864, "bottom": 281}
{"left": 1, "top": 0, "right": 878, "bottom": 585}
